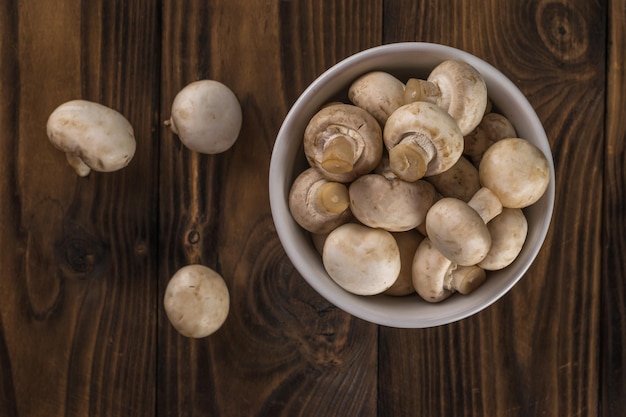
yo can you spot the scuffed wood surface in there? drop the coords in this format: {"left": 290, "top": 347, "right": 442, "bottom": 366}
{"left": 0, "top": 0, "right": 623, "bottom": 416}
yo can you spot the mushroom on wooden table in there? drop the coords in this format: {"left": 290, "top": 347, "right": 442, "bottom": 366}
{"left": 46, "top": 100, "right": 136, "bottom": 176}
{"left": 164, "top": 264, "right": 230, "bottom": 338}
{"left": 165, "top": 79, "right": 242, "bottom": 154}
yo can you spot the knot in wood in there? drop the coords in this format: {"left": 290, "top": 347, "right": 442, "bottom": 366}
{"left": 56, "top": 235, "right": 106, "bottom": 279}
{"left": 536, "top": 0, "right": 589, "bottom": 63}
{"left": 187, "top": 230, "right": 201, "bottom": 244}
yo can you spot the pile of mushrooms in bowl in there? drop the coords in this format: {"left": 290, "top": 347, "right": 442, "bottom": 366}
{"left": 269, "top": 42, "right": 555, "bottom": 328}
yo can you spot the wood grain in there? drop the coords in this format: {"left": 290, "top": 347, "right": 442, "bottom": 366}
{"left": 379, "top": 1, "right": 604, "bottom": 416}
{"left": 0, "top": 0, "right": 622, "bottom": 416}
{"left": 157, "top": 1, "right": 382, "bottom": 416}
{"left": 0, "top": 1, "right": 20, "bottom": 413}
{"left": 602, "top": 0, "right": 626, "bottom": 415}
{"left": 0, "top": 1, "right": 159, "bottom": 416}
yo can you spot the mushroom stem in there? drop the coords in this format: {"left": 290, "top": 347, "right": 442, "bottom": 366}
{"left": 289, "top": 168, "right": 352, "bottom": 234}
{"left": 66, "top": 153, "right": 91, "bottom": 177}
{"left": 384, "top": 101, "right": 463, "bottom": 180}
{"left": 446, "top": 265, "right": 486, "bottom": 294}
{"left": 164, "top": 118, "right": 179, "bottom": 134}
{"left": 388, "top": 134, "right": 436, "bottom": 182}
{"left": 404, "top": 78, "right": 441, "bottom": 105}
{"left": 315, "top": 182, "right": 350, "bottom": 214}
{"left": 321, "top": 134, "right": 357, "bottom": 174}
{"left": 467, "top": 187, "right": 503, "bottom": 223}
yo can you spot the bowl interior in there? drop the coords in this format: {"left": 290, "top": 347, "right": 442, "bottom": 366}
{"left": 269, "top": 42, "right": 555, "bottom": 328}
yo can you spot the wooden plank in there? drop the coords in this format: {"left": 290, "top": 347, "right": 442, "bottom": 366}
{"left": 157, "top": 1, "right": 382, "bottom": 416}
{"left": 0, "top": 1, "right": 20, "bottom": 414}
{"left": 0, "top": 1, "right": 159, "bottom": 416}
{"left": 602, "top": 0, "right": 626, "bottom": 415}
{"left": 379, "top": 1, "right": 604, "bottom": 416}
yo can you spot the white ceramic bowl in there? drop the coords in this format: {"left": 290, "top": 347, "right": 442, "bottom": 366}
{"left": 269, "top": 42, "right": 555, "bottom": 328}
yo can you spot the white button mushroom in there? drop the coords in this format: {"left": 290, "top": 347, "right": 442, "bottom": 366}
{"left": 165, "top": 80, "right": 242, "bottom": 154}
{"left": 163, "top": 264, "right": 230, "bottom": 338}
{"left": 348, "top": 173, "right": 436, "bottom": 232}
{"left": 411, "top": 237, "right": 456, "bottom": 302}
{"left": 322, "top": 223, "right": 401, "bottom": 296}
{"left": 288, "top": 167, "right": 352, "bottom": 234}
{"left": 425, "top": 197, "right": 492, "bottom": 266}
{"left": 464, "top": 112, "right": 517, "bottom": 165}
{"left": 348, "top": 71, "right": 406, "bottom": 125}
{"left": 404, "top": 60, "right": 488, "bottom": 135}
{"left": 46, "top": 100, "right": 136, "bottom": 176}
{"left": 384, "top": 230, "right": 424, "bottom": 296}
{"left": 479, "top": 138, "right": 551, "bottom": 209}
{"left": 412, "top": 238, "right": 487, "bottom": 302}
{"left": 303, "top": 103, "right": 383, "bottom": 183}
{"left": 425, "top": 156, "right": 480, "bottom": 202}
{"left": 478, "top": 208, "right": 528, "bottom": 271}
{"left": 383, "top": 101, "right": 464, "bottom": 182}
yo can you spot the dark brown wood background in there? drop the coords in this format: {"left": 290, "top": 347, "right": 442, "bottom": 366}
{"left": 0, "top": 0, "right": 624, "bottom": 416}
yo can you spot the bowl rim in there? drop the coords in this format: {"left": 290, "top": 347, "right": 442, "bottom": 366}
{"left": 269, "top": 41, "right": 555, "bottom": 328}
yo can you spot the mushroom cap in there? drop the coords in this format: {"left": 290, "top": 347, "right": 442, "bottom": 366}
{"left": 425, "top": 197, "right": 492, "bottom": 266}
{"left": 425, "top": 156, "right": 480, "bottom": 202}
{"left": 167, "top": 80, "right": 242, "bottom": 154}
{"left": 163, "top": 264, "right": 230, "bottom": 338}
{"left": 479, "top": 138, "right": 551, "bottom": 208}
{"left": 479, "top": 208, "right": 528, "bottom": 270}
{"left": 464, "top": 112, "right": 517, "bottom": 165}
{"left": 427, "top": 60, "right": 488, "bottom": 135}
{"left": 322, "top": 223, "right": 401, "bottom": 295}
{"left": 46, "top": 100, "right": 136, "bottom": 176}
{"left": 304, "top": 103, "right": 383, "bottom": 182}
{"left": 383, "top": 101, "right": 464, "bottom": 178}
{"left": 384, "top": 230, "right": 424, "bottom": 296}
{"left": 348, "top": 71, "right": 406, "bottom": 125}
{"left": 349, "top": 173, "right": 436, "bottom": 232}
{"left": 288, "top": 167, "right": 352, "bottom": 234}
{"left": 412, "top": 238, "right": 455, "bottom": 302}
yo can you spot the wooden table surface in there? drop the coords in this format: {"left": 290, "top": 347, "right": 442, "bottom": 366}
{"left": 1, "top": 0, "right": 625, "bottom": 416}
